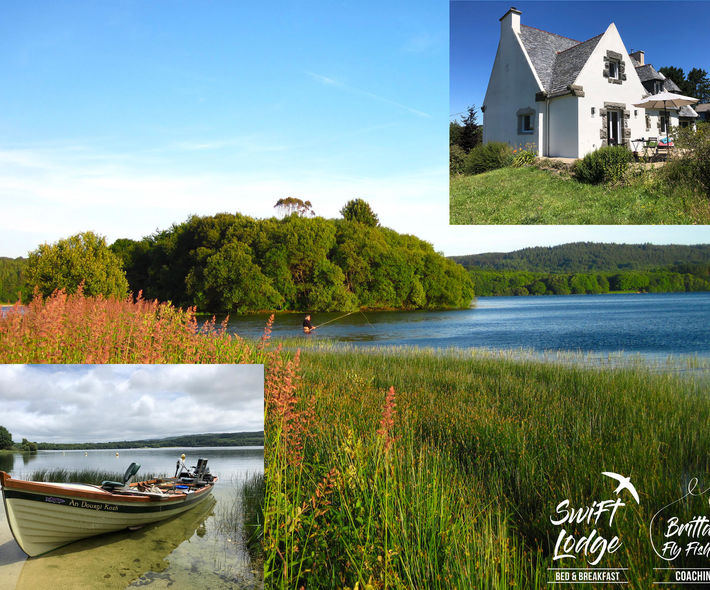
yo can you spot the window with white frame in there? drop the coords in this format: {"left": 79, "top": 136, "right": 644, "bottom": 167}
{"left": 608, "top": 60, "right": 620, "bottom": 80}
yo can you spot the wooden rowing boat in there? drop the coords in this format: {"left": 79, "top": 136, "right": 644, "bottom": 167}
{"left": 0, "top": 458, "right": 217, "bottom": 557}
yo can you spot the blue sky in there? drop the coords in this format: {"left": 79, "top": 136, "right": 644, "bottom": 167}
{"left": 0, "top": 1, "right": 708, "bottom": 259}
{"left": 451, "top": 1, "right": 710, "bottom": 121}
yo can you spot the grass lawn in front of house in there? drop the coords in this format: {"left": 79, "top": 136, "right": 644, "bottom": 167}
{"left": 450, "top": 166, "right": 710, "bottom": 224}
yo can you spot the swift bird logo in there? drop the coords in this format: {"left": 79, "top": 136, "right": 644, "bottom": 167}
{"left": 602, "top": 472, "right": 640, "bottom": 504}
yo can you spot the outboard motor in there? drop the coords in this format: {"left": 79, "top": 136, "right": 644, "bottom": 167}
{"left": 194, "top": 458, "right": 213, "bottom": 484}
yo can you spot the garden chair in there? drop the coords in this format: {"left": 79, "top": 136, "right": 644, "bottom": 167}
{"left": 645, "top": 137, "right": 658, "bottom": 160}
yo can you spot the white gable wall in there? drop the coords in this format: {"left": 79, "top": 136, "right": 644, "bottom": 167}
{"left": 574, "top": 24, "right": 647, "bottom": 157}
{"left": 547, "top": 96, "right": 578, "bottom": 158}
{"left": 483, "top": 13, "right": 544, "bottom": 154}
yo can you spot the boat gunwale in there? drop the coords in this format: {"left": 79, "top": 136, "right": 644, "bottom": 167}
{"left": 0, "top": 471, "right": 216, "bottom": 504}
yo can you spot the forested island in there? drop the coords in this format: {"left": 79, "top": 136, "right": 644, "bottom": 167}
{"left": 30, "top": 431, "right": 263, "bottom": 450}
{"left": 452, "top": 242, "right": 710, "bottom": 296}
{"left": 111, "top": 203, "right": 473, "bottom": 312}
{"left": 2, "top": 200, "right": 474, "bottom": 313}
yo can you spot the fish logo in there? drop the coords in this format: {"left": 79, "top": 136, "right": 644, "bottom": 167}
{"left": 45, "top": 496, "right": 66, "bottom": 504}
{"left": 602, "top": 472, "right": 640, "bottom": 504}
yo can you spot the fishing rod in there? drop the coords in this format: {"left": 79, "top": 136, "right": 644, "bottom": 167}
{"left": 314, "top": 311, "right": 356, "bottom": 329}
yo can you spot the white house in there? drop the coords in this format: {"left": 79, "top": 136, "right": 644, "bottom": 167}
{"left": 482, "top": 7, "right": 698, "bottom": 158}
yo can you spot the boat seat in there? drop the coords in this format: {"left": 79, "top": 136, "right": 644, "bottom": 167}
{"left": 101, "top": 480, "right": 125, "bottom": 490}
{"left": 101, "top": 462, "right": 141, "bottom": 491}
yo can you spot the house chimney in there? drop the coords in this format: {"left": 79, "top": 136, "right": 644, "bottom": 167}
{"left": 630, "top": 50, "right": 644, "bottom": 66}
{"left": 499, "top": 7, "right": 521, "bottom": 34}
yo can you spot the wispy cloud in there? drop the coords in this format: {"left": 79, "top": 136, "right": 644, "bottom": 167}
{"left": 306, "top": 70, "right": 431, "bottom": 118}
{"left": 401, "top": 33, "right": 438, "bottom": 54}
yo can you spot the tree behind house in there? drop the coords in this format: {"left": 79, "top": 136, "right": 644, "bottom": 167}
{"left": 687, "top": 68, "right": 710, "bottom": 103}
{"left": 450, "top": 105, "right": 482, "bottom": 153}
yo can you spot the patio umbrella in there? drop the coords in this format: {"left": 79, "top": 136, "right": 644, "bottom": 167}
{"left": 633, "top": 91, "right": 699, "bottom": 158}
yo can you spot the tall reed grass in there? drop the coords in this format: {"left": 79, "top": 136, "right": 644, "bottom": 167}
{"left": 0, "top": 288, "right": 265, "bottom": 364}
{"left": 263, "top": 345, "right": 710, "bottom": 589}
{"left": 26, "top": 468, "right": 165, "bottom": 484}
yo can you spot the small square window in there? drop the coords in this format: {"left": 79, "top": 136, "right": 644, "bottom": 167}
{"left": 518, "top": 114, "right": 534, "bottom": 134}
{"left": 608, "top": 60, "right": 619, "bottom": 79}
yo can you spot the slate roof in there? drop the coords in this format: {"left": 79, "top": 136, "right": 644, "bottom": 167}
{"left": 678, "top": 105, "right": 698, "bottom": 118}
{"left": 547, "top": 34, "right": 603, "bottom": 95}
{"left": 663, "top": 77, "right": 681, "bottom": 92}
{"left": 518, "top": 25, "right": 579, "bottom": 91}
{"left": 636, "top": 64, "right": 665, "bottom": 82}
{"left": 517, "top": 21, "right": 689, "bottom": 100}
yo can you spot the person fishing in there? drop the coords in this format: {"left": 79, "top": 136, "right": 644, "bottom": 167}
{"left": 302, "top": 310, "right": 362, "bottom": 334}
{"left": 303, "top": 314, "right": 316, "bottom": 334}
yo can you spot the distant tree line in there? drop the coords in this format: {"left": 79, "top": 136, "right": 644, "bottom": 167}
{"left": 452, "top": 242, "right": 710, "bottom": 273}
{"left": 35, "top": 431, "right": 264, "bottom": 450}
{"left": 471, "top": 268, "right": 710, "bottom": 296}
{"left": 0, "top": 426, "right": 38, "bottom": 452}
{"left": 109, "top": 200, "right": 474, "bottom": 312}
{"left": 0, "top": 257, "right": 28, "bottom": 303}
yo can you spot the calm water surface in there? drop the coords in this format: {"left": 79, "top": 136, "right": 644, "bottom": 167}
{"left": 228, "top": 293, "right": 710, "bottom": 359}
{"left": 0, "top": 447, "right": 263, "bottom": 589}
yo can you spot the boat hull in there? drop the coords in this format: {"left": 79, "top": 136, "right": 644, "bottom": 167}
{"left": 0, "top": 471, "right": 215, "bottom": 557}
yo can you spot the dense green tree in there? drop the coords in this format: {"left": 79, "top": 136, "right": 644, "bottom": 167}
{"left": 20, "top": 438, "right": 38, "bottom": 453}
{"left": 450, "top": 106, "right": 482, "bottom": 153}
{"left": 0, "top": 257, "right": 28, "bottom": 303}
{"left": 340, "top": 199, "right": 379, "bottom": 226}
{"left": 546, "top": 275, "right": 571, "bottom": 295}
{"left": 449, "top": 121, "right": 463, "bottom": 150}
{"left": 112, "top": 207, "right": 474, "bottom": 312}
{"left": 198, "top": 241, "right": 284, "bottom": 312}
{"left": 529, "top": 280, "right": 547, "bottom": 295}
{"left": 25, "top": 232, "right": 129, "bottom": 298}
{"left": 687, "top": 68, "right": 710, "bottom": 102}
{"left": 659, "top": 66, "right": 689, "bottom": 95}
{"left": 0, "top": 426, "right": 12, "bottom": 450}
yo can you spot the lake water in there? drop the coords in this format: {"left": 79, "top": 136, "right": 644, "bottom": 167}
{"left": 227, "top": 293, "right": 710, "bottom": 361}
{"left": 0, "top": 447, "right": 264, "bottom": 589}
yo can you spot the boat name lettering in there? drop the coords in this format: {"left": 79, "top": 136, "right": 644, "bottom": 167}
{"left": 44, "top": 496, "right": 66, "bottom": 504}
{"left": 66, "top": 498, "right": 119, "bottom": 511}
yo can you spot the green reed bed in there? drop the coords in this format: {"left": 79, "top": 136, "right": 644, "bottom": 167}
{"left": 264, "top": 345, "right": 710, "bottom": 589}
{"left": 214, "top": 473, "right": 265, "bottom": 564}
{"left": 240, "top": 473, "right": 265, "bottom": 560}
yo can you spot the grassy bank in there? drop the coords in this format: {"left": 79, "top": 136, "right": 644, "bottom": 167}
{"left": 265, "top": 345, "right": 710, "bottom": 589}
{"left": 450, "top": 167, "right": 710, "bottom": 224}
